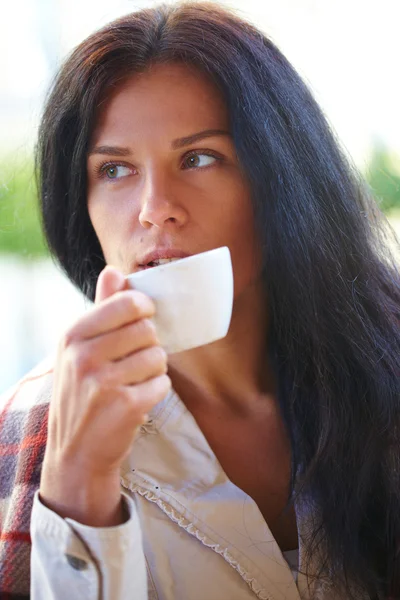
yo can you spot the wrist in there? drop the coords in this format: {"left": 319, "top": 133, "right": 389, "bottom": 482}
{"left": 40, "top": 461, "right": 125, "bottom": 527}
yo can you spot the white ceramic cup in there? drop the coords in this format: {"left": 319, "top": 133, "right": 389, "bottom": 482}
{"left": 125, "top": 246, "right": 234, "bottom": 354}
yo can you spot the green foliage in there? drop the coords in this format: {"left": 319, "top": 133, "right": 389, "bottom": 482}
{"left": 0, "top": 158, "right": 48, "bottom": 258}
{"left": 365, "top": 146, "right": 400, "bottom": 214}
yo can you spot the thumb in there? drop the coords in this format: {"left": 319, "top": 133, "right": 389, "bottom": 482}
{"left": 95, "top": 265, "right": 127, "bottom": 304}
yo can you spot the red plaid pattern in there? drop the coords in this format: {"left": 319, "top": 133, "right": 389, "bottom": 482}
{"left": 0, "top": 366, "right": 53, "bottom": 598}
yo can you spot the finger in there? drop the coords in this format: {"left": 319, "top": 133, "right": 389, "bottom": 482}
{"left": 65, "top": 290, "right": 156, "bottom": 342}
{"left": 87, "top": 317, "right": 159, "bottom": 362}
{"left": 112, "top": 346, "right": 168, "bottom": 386}
{"left": 125, "top": 374, "right": 172, "bottom": 415}
{"left": 95, "top": 266, "right": 126, "bottom": 305}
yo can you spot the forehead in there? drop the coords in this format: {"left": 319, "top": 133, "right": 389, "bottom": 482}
{"left": 91, "top": 63, "right": 230, "bottom": 145}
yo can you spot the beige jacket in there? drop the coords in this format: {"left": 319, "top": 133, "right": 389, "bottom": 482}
{"left": 3, "top": 359, "right": 367, "bottom": 599}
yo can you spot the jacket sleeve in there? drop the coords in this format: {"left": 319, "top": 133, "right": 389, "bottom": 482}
{"left": 30, "top": 490, "right": 148, "bottom": 600}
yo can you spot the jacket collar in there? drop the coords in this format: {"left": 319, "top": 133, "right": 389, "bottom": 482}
{"left": 121, "top": 389, "right": 303, "bottom": 600}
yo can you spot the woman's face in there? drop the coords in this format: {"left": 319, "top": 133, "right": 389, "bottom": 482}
{"left": 87, "top": 62, "right": 261, "bottom": 299}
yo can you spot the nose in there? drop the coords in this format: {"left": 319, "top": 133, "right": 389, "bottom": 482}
{"left": 138, "top": 171, "right": 188, "bottom": 230}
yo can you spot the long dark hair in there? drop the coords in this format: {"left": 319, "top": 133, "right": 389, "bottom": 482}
{"left": 36, "top": 2, "right": 400, "bottom": 596}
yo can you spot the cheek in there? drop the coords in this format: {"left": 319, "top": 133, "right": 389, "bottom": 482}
{"left": 87, "top": 191, "right": 101, "bottom": 231}
{"left": 229, "top": 198, "right": 261, "bottom": 282}
{"left": 226, "top": 187, "right": 257, "bottom": 244}
{"left": 88, "top": 201, "right": 105, "bottom": 247}
{"left": 87, "top": 200, "right": 118, "bottom": 263}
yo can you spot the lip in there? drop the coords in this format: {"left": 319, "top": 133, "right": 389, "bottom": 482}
{"left": 137, "top": 249, "right": 192, "bottom": 268}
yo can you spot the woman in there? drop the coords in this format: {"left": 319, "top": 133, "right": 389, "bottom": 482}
{"left": 1, "top": 2, "right": 399, "bottom": 598}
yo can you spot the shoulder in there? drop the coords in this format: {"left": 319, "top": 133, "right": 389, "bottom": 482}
{"left": 0, "top": 357, "right": 54, "bottom": 439}
{"left": 0, "top": 359, "right": 54, "bottom": 533}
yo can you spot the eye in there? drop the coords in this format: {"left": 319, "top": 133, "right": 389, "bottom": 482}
{"left": 101, "top": 164, "right": 132, "bottom": 180}
{"left": 182, "top": 152, "right": 220, "bottom": 169}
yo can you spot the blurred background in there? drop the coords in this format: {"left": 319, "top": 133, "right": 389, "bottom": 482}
{"left": 1, "top": 0, "right": 400, "bottom": 394}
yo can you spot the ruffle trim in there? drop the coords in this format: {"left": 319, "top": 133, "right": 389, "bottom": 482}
{"left": 121, "top": 477, "right": 274, "bottom": 600}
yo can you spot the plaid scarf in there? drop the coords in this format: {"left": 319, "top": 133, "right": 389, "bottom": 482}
{"left": 0, "top": 369, "right": 52, "bottom": 598}
{"left": 0, "top": 367, "right": 399, "bottom": 599}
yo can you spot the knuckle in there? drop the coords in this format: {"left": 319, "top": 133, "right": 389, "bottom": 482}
{"left": 133, "top": 318, "right": 158, "bottom": 343}
{"left": 82, "top": 372, "right": 102, "bottom": 402}
{"left": 124, "top": 374, "right": 171, "bottom": 416}
{"left": 162, "top": 373, "right": 172, "bottom": 388}
{"left": 138, "top": 348, "right": 156, "bottom": 371}
{"left": 156, "top": 374, "right": 172, "bottom": 396}
{"left": 68, "top": 345, "right": 95, "bottom": 378}
{"left": 142, "top": 317, "right": 157, "bottom": 338}
{"left": 121, "top": 385, "right": 140, "bottom": 409}
{"left": 133, "top": 290, "right": 155, "bottom": 313}
{"left": 121, "top": 292, "right": 140, "bottom": 316}
{"left": 95, "top": 365, "right": 118, "bottom": 390}
{"left": 152, "top": 345, "right": 168, "bottom": 366}
{"left": 109, "top": 291, "right": 136, "bottom": 317}
{"left": 144, "top": 345, "right": 167, "bottom": 370}
{"left": 121, "top": 291, "right": 154, "bottom": 318}
{"left": 59, "top": 328, "right": 77, "bottom": 351}
{"left": 115, "top": 384, "right": 133, "bottom": 405}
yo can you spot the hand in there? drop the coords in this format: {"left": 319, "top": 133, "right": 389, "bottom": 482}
{"left": 40, "top": 265, "right": 171, "bottom": 526}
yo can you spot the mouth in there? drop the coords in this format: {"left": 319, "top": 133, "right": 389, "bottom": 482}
{"left": 141, "top": 257, "right": 183, "bottom": 269}
{"left": 137, "top": 249, "right": 192, "bottom": 270}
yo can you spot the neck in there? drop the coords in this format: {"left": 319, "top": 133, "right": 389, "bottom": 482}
{"left": 167, "top": 280, "right": 276, "bottom": 415}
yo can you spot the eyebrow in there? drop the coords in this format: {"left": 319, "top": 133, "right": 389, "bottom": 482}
{"left": 88, "top": 129, "right": 231, "bottom": 157}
